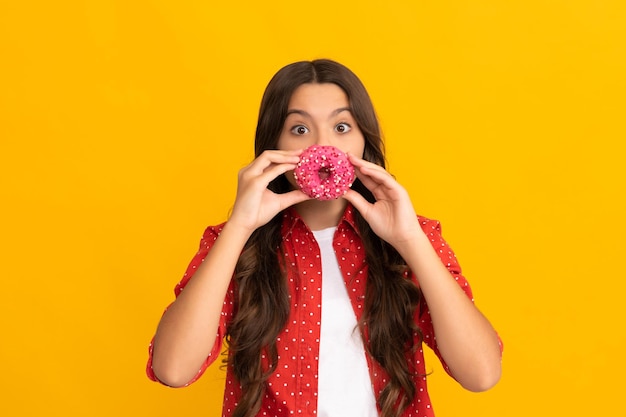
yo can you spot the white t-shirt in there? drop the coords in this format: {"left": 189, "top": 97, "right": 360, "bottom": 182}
{"left": 313, "top": 227, "right": 378, "bottom": 417}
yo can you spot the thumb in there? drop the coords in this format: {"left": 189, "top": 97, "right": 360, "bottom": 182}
{"left": 342, "top": 189, "right": 372, "bottom": 220}
{"left": 280, "top": 189, "right": 312, "bottom": 209}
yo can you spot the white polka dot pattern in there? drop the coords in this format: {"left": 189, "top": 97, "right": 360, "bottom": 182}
{"left": 147, "top": 205, "right": 483, "bottom": 417}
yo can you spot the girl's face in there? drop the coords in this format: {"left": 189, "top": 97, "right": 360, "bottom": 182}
{"left": 277, "top": 83, "right": 366, "bottom": 158}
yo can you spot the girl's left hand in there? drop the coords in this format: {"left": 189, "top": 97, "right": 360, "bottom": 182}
{"left": 342, "top": 154, "right": 422, "bottom": 252}
{"left": 345, "top": 155, "right": 503, "bottom": 392}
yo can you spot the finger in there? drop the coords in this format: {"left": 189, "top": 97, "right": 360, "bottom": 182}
{"left": 347, "top": 155, "right": 381, "bottom": 188}
{"left": 240, "top": 156, "right": 298, "bottom": 184}
{"left": 278, "top": 189, "right": 312, "bottom": 209}
{"left": 342, "top": 189, "right": 373, "bottom": 219}
{"left": 351, "top": 165, "right": 395, "bottom": 200}
{"left": 246, "top": 150, "right": 303, "bottom": 175}
{"left": 352, "top": 165, "right": 381, "bottom": 192}
{"left": 347, "top": 153, "right": 387, "bottom": 174}
{"left": 256, "top": 162, "right": 298, "bottom": 186}
{"left": 348, "top": 154, "right": 394, "bottom": 186}
{"left": 354, "top": 162, "right": 393, "bottom": 184}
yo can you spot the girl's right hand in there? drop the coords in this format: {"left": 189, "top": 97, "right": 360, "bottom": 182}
{"left": 151, "top": 150, "right": 308, "bottom": 387}
{"left": 228, "top": 149, "right": 310, "bottom": 234}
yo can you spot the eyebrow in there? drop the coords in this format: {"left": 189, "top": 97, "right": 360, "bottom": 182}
{"left": 286, "top": 107, "right": 352, "bottom": 119}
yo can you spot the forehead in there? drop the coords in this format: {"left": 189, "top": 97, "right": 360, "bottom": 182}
{"left": 287, "top": 83, "right": 349, "bottom": 111}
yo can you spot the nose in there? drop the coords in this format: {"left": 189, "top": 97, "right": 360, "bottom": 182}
{"left": 314, "top": 129, "right": 333, "bottom": 147}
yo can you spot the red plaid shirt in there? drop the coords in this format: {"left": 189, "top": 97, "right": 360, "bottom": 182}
{"left": 148, "top": 205, "right": 490, "bottom": 416}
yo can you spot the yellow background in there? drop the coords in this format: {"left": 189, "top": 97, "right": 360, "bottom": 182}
{"left": 1, "top": 1, "right": 624, "bottom": 416}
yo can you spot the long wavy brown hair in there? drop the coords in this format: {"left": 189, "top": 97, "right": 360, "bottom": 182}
{"left": 226, "top": 59, "right": 423, "bottom": 417}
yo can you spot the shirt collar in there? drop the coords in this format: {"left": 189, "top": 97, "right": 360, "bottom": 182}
{"left": 281, "top": 203, "right": 361, "bottom": 239}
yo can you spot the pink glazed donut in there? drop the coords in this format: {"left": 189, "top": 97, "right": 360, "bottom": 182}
{"left": 293, "top": 145, "right": 355, "bottom": 200}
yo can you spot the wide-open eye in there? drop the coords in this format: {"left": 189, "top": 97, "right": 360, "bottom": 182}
{"left": 291, "top": 125, "right": 309, "bottom": 135}
{"left": 335, "top": 122, "right": 352, "bottom": 134}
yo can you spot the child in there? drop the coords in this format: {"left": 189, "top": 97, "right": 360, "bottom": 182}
{"left": 147, "top": 59, "right": 502, "bottom": 417}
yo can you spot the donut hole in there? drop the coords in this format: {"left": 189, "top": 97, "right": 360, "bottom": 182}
{"left": 318, "top": 167, "right": 331, "bottom": 180}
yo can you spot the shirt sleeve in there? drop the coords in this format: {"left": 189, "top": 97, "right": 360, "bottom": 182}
{"left": 146, "top": 223, "right": 236, "bottom": 386}
{"left": 414, "top": 217, "right": 503, "bottom": 376}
